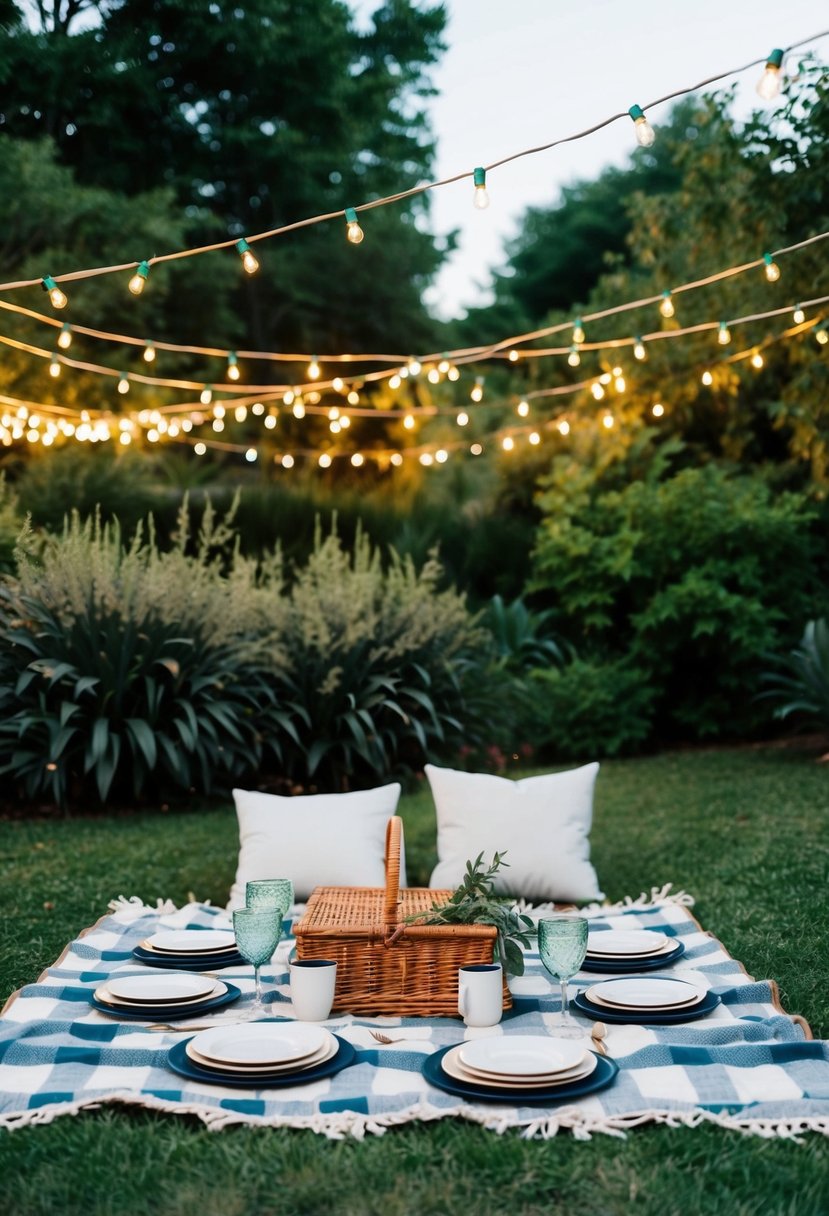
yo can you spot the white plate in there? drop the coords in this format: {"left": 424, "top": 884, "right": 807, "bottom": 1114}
{"left": 586, "top": 977, "right": 706, "bottom": 1009}
{"left": 190, "top": 1021, "right": 331, "bottom": 1066}
{"left": 186, "top": 1036, "right": 337, "bottom": 1074}
{"left": 586, "top": 931, "right": 670, "bottom": 957}
{"left": 442, "top": 1045, "right": 597, "bottom": 1089}
{"left": 458, "top": 1035, "right": 585, "bottom": 1077}
{"left": 95, "top": 980, "right": 226, "bottom": 1009}
{"left": 145, "top": 930, "right": 237, "bottom": 955}
{"left": 106, "top": 973, "right": 218, "bottom": 1004}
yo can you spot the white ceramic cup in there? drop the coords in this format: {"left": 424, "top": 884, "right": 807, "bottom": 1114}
{"left": 290, "top": 959, "right": 337, "bottom": 1021}
{"left": 458, "top": 963, "right": 503, "bottom": 1027}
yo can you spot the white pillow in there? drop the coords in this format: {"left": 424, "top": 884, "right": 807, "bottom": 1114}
{"left": 228, "top": 784, "right": 403, "bottom": 908}
{"left": 427, "top": 763, "right": 603, "bottom": 903}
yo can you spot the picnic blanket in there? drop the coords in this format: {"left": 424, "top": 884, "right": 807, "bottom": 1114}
{"left": 2, "top": 886, "right": 828, "bottom": 1141}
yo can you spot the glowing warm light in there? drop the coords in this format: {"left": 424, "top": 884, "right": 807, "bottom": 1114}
{"left": 603, "top": 413, "right": 614, "bottom": 429}
{"left": 181, "top": 418, "right": 193, "bottom": 432}
{"left": 568, "top": 346, "right": 581, "bottom": 367}
{"left": 330, "top": 420, "right": 342, "bottom": 434}
{"left": 447, "top": 366, "right": 460, "bottom": 382}
{"left": 470, "top": 376, "right": 484, "bottom": 402}
{"left": 213, "top": 404, "right": 226, "bottom": 419}
{"left": 403, "top": 414, "right": 415, "bottom": 430}
{"left": 245, "top": 448, "right": 257, "bottom": 462}
{"left": 751, "top": 351, "right": 764, "bottom": 369}
{"left": 407, "top": 358, "right": 421, "bottom": 376}
{"left": 236, "top": 238, "right": 259, "bottom": 274}
{"left": 235, "top": 405, "right": 247, "bottom": 422}
{"left": 351, "top": 453, "right": 364, "bottom": 467}
{"left": 147, "top": 428, "right": 160, "bottom": 442}
{"left": 58, "top": 324, "right": 72, "bottom": 350}
{"left": 200, "top": 387, "right": 213, "bottom": 405}
{"left": 701, "top": 370, "right": 713, "bottom": 386}
{"left": 756, "top": 49, "right": 784, "bottom": 101}
{"left": 614, "top": 376, "right": 626, "bottom": 393}
{"left": 793, "top": 306, "right": 806, "bottom": 325}
{"left": 502, "top": 436, "right": 514, "bottom": 452}
{"left": 328, "top": 406, "right": 340, "bottom": 421}
{"left": 345, "top": 207, "right": 364, "bottom": 244}
{"left": 227, "top": 353, "right": 240, "bottom": 381}
{"left": 438, "top": 359, "right": 450, "bottom": 374}
{"left": 340, "top": 415, "right": 351, "bottom": 429}
{"left": 128, "top": 261, "right": 150, "bottom": 296}
{"left": 194, "top": 442, "right": 206, "bottom": 455}
{"left": 49, "top": 356, "right": 61, "bottom": 378}
{"left": 763, "top": 253, "right": 781, "bottom": 282}
{"left": 508, "top": 350, "right": 519, "bottom": 363}
{"left": 457, "top": 411, "right": 469, "bottom": 426}
{"left": 472, "top": 166, "right": 489, "bottom": 210}
{"left": 517, "top": 400, "right": 530, "bottom": 417}
{"left": 143, "top": 342, "right": 156, "bottom": 363}
{"left": 388, "top": 374, "right": 401, "bottom": 390}
{"left": 117, "top": 375, "right": 130, "bottom": 394}
{"left": 558, "top": 420, "right": 570, "bottom": 436}
{"left": 42, "top": 276, "right": 67, "bottom": 309}
{"left": 293, "top": 401, "right": 306, "bottom": 419}
{"left": 264, "top": 414, "right": 277, "bottom": 429}
{"left": 319, "top": 453, "right": 332, "bottom": 468}
{"left": 633, "top": 338, "right": 646, "bottom": 360}
{"left": 308, "top": 357, "right": 321, "bottom": 380}
{"left": 718, "top": 323, "right": 731, "bottom": 345}
{"left": 591, "top": 383, "right": 605, "bottom": 400}
{"left": 283, "top": 390, "right": 295, "bottom": 406}
{"left": 390, "top": 452, "right": 403, "bottom": 466}
{"left": 347, "top": 390, "right": 360, "bottom": 406}
{"left": 815, "top": 328, "right": 828, "bottom": 346}
{"left": 470, "top": 442, "right": 483, "bottom": 455}
{"left": 332, "top": 377, "right": 345, "bottom": 392}
{"left": 529, "top": 431, "right": 540, "bottom": 445}
{"left": 212, "top": 419, "right": 225, "bottom": 432}
{"left": 659, "top": 291, "right": 675, "bottom": 319}
{"left": 398, "top": 366, "right": 409, "bottom": 380}
{"left": 435, "top": 449, "right": 448, "bottom": 464}
{"left": 281, "top": 454, "right": 295, "bottom": 468}
{"left": 572, "top": 320, "right": 585, "bottom": 345}
{"left": 119, "top": 432, "right": 131, "bottom": 446}
{"left": 652, "top": 402, "right": 665, "bottom": 417}
{"left": 427, "top": 367, "right": 440, "bottom": 384}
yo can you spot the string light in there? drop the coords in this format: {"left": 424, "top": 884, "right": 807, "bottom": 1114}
{"left": 793, "top": 305, "right": 806, "bottom": 324}
{"left": 117, "top": 374, "right": 130, "bottom": 394}
{"left": 264, "top": 413, "right": 277, "bottom": 429}
{"left": 351, "top": 453, "right": 364, "bottom": 467}
{"left": 307, "top": 356, "right": 321, "bottom": 380}
{"left": 49, "top": 354, "right": 61, "bottom": 378}
{"left": 756, "top": 48, "right": 784, "bottom": 100}
{"left": 347, "top": 389, "right": 360, "bottom": 406}
{"left": 659, "top": 290, "right": 675, "bottom": 319}
{"left": 447, "top": 366, "right": 460, "bottom": 382}
{"left": 751, "top": 350, "right": 764, "bottom": 368}
{"left": 236, "top": 238, "right": 259, "bottom": 275}
{"left": 603, "top": 413, "right": 614, "bottom": 429}
{"left": 41, "top": 276, "right": 67, "bottom": 310}
{"left": 763, "top": 253, "right": 781, "bottom": 282}
{"left": 457, "top": 411, "right": 469, "bottom": 426}
{"left": 508, "top": 349, "right": 519, "bottom": 362}
{"left": 470, "top": 376, "right": 484, "bottom": 403}
{"left": 427, "top": 366, "right": 440, "bottom": 384}
{"left": 58, "top": 324, "right": 72, "bottom": 350}
{"left": 388, "top": 374, "right": 401, "bottom": 389}
{"left": 718, "top": 322, "right": 731, "bottom": 345}
{"left": 292, "top": 400, "right": 306, "bottom": 419}
{"left": 143, "top": 341, "right": 156, "bottom": 363}
{"left": 227, "top": 352, "right": 240, "bottom": 381}
{"left": 340, "top": 414, "right": 351, "bottom": 429}
{"left": 390, "top": 452, "right": 404, "bottom": 466}
{"left": 816, "top": 328, "right": 829, "bottom": 346}
{"left": 558, "top": 420, "right": 570, "bottom": 436}
{"left": 194, "top": 442, "right": 206, "bottom": 455}
{"left": 128, "top": 261, "right": 150, "bottom": 296}
{"left": 438, "top": 358, "right": 451, "bottom": 374}
{"left": 252, "top": 401, "right": 265, "bottom": 416}
{"left": 435, "top": 449, "right": 449, "bottom": 464}
{"left": 572, "top": 319, "right": 585, "bottom": 345}
{"left": 234, "top": 405, "right": 247, "bottom": 422}
{"left": 529, "top": 431, "right": 541, "bottom": 445}
{"left": 470, "top": 442, "right": 483, "bottom": 455}
{"left": 701, "top": 369, "right": 713, "bottom": 386}
{"left": 245, "top": 448, "right": 257, "bottom": 462}
{"left": 282, "top": 454, "right": 295, "bottom": 468}
{"left": 407, "top": 357, "right": 422, "bottom": 376}
{"left": 403, "top": 413, "right": 416, "bottom": 430}
{"left": 628, "top": 104, "right": 655, "bottom": 148}
{"left": 614, "top": 373, "right": 626, "bottom": 392}
{"left": 420, "top": 452, "right": 433, "bottom": 466}
{"left": 517, "top": 399, "right": 530, "bottom": 417}
{"left": 652, "top": 402, "right": 665, "bottom": 417}
{"left": 633, "top": 337, "right": 647, "bottom": 360}
{"left": 200, "top": 387, "right": 213, "bottom": 405}
{"left": 567, "top": 346, "right": 581, "bottom": 367}
{"left": 473, "top": 167, "right": 490, "bottom": 210}
{"left": 332, "top": 376, "right": 345, "bottom": 392}
{"left": 591, "top": 382, "right": 605, "bottom": 400}
{"left": 344, "top": 207, "right": 364, "bottom": 245}
{"left": 319, "top": 452, "right": 332, "bottom": 468}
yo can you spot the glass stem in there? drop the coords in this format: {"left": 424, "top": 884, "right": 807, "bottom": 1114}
{"left": 560, "top": 978, "right": 570, "bottom": 1020}
{"left": 254, "top": 964, "right": 263, "bottom": 1005}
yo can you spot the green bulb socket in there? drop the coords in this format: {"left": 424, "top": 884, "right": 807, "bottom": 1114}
{"left": 228, "top": 352, "right": 238, "bottom": 365}
{"left": 344, "top": 207, "right": 358, "bottom": 224}
{"left": 236, "top": 238, "right": 251, "bottom": 254}
{"left": 766, "top": 48, "right": 784, "bottom": 69}
{"left": 473, "top": 167, "right": 486, "bottom": 187}
{"left": 41, "top": 275, "right": 57, "bottom": 292}
{"left": 135, "top": 260, "right": 150, "bottom": 280}
{"left": 763, "top": 252, "right": 774, "bottom": 265}
{"left": 628, "top": 104, "right": 645, "bottom": 121}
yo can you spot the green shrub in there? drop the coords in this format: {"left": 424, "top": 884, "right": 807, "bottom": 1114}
{"left": 760, "top": 617, "right": 829, "bottom": 732}
{"left": 531, "top": 656, "right": 656, "bottom": 759}
{"left": 0, "top": 475, "right": 22, "bottom": 574}
{"left": 532, "top": 461, "right": 826, "bottom": 741}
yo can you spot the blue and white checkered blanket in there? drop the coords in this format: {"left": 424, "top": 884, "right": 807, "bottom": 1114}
{"left": 2, "top": 888, "right": 828, "bottom": 1139}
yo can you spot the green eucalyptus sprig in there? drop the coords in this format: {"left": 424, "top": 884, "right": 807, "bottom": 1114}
{"left": 407, "top": 851, "right": 536, "bottom": 977}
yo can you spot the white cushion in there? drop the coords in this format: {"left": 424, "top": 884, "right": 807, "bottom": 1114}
{"left": 427, "top": 763, "right": 603, "bottom": 903}
{"left": 228, "top": 784, "right": 403, "bottom": 908}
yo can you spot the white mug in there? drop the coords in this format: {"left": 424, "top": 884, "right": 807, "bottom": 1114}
{"left": 290, "top": 959, "right": 337, "bottom": 1021}
{"left": 458, "top": 963, "right": 503, "bottom": 1027}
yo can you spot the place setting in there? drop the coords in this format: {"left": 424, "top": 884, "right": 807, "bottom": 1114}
{"left": 572, "top": 975, "right": 720, "bottom": 1024}
{"left": 91, "top": 971, "right": 242, "bottom": 1021}
{"left": 167, "top": 1021, "right": 356, "bottom": 1088}
{"left": 580, "top": 929, "right": 686, "bottom": 973}
{"left": 132, "top": 929, "right": 246, "bottom": 971}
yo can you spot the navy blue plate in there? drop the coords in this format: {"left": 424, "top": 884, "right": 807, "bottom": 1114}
{"left": 573, "top": 986, "right": 720, "bottom": 1025}
{"left": 422, "top": 1046, "right": 618, "bottom": 1105}
{"left": 92, "top": 981, "right": 241, "bottom": 1020}
{"left": 167, "top": 1033, "right": 355, "bottom": 1087}
{"left": 581, "top": 941, "right": 685, "bottom": 973}
{"left": 132, "top": 944, "right": 246, "bottom": 971}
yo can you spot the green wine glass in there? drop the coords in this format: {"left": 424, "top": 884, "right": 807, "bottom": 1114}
{"left": 538, "top": 915, "right": 589, "bottom": 1038}
{"left": 232, "top": 907, "right": 283, "bottom": 1016}
{"left": 246, "top": 878, "right": 294, "bottom": 918}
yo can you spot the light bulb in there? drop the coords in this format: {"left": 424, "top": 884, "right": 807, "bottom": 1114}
{"left": 283, "top": 390, "right": 295, "bottom": 406}
{"left": 340, "top": 415, "right": 351, "bottom": 428}
{"left": 347, "top": 390, "right": 359, "bottom": 405}
{"left": 756, "top": 49, "right": 784, "bottom": 101}
{"left": 407, "top": 358, "right": 421, "bottom": 376}
{"left": 264, "top": 413, "right": 277, "bottom": 429}
{"left": 652, "top": 402, "right": 664, "bottom": 417}
{"left": 245, "top": 448, "right": 257, "bottom": 463}
{"left": 572, "top": 319, "right": 585, "bottom": 345}
{"left": 420, "top": 453, "right": 433, "bottom": 466}
{"left": 793, "top": 306, "right": 806, "bottom": 325}
{"left": 128, "top": 260, "right": 150, "bottom": 296}
{"left": 633, "top": 338, "right": 646, "bottom": 361}
{"left": 403, "top": 414, "right": 415, "bottom": 430}
{"left": 701, "top": 370, "right": 713, "bottom": 386}
{"left": 200, "top": 387, "right": 213, "bottom": 405}
{"left": 558, "top": 420, "right": 570, "bottom": 436}
{"left": 41, "top": 276, "right": 68, "bottom": 309}
{"left": 49, "top": 355, "right": 61, "bottom": 378}
{"left": 351, "top": 453, "right": 364, "bottom": 467}
{"left": 236, "top": 238, "right": 259, "bottom": 275}
{"left": 816, "top": 328, "right": 829, "bottom": 346}
{"left": 591, "top": 383, "right": 605, "bottom": 400}
{"left": 234, "top": 405, "right": 247, "bottom": 422}
{"left": 470, "top": 442, "right": 483, "bottom": 455}
{"left": 435, "top": 449, "right": 448, "bottom": 464}
{"left": 567, "top": 346, "right": 581, "bottom": 367}
{"left": 427, "top": 367, "right": 440, "bottom": 384}
{"left": 307, "top": 357, "right": 321, "bottom": 380}
{"left": 457, "top": 411, "right": 469, "bottom": 426}
{"left": 344, "top": 207, "right": 364, "bottom": 244}
{"left": 292, "top": 401, "right": 306, "bottom": 419}
{"left": 194, "top": 442, "right": 206, "bottom": 455}
{"left": 390, "top": 452, "right": 403, "bottom": 466}
{"left": 470, "top": 376, "right": 484, "bottom": 403}
{"left": 282, "top": 454, "right": 295, "bottom": 469}
{"left": 332, "top": 377, "right": 345, "bottom": 392}
{"left": 718, "top": 322, "right": 731, "bottom": 345}
{"left": 659, "top": 291, "right": 675, "bottom": 319}
{"left": 614, "top": 376, "right": 626, "bottom": 393}
{"left": 388, "top": 374, "right": 401, "bottom": 390}
{"left": 763, "top": 253, "right": 781, "bottom": 282}
{"left": 227, "top": 353, "right": 240, "bottom": 381}
{"left": 508, "top": 350, "right": 519, "bottom": 363}
{"left": 438, "top": 359, "right": 451, "bottom": 374}
{"left": 751, "top": 351, "right": 764, "bottom": 369}
{"left": 319, "top": 453, "right": 332, "bottom": 468}
{"left": 447, "top": 366, "right": 460, "bottom": 382}
{"left": 143, "top": 342, "right": 156, "bottom": 363}
{"left": 252, "top": 402, "right": 264, "bottom": 416}
{"left": 502, "top": 436, "right": 514, "bottom": 451}
{"left": 517, "top": 400, "right": 529, "bottom": 417}
{"left": 58, "top": 324, "right": 72, "bottom": 350}
{"left": 629, "top": 104, "right": 655, "bottom": 148}
{"left": 472, "top": 166, "right": 489, "bottom": 210}
{"left": 529, "top": 432, "right": 540, "bottom": 445}
{"left": 603, "top": 414, "right": 614, "bottom": 429}
{"left": 117, "top": 375, "right": 130, "bottom": 394}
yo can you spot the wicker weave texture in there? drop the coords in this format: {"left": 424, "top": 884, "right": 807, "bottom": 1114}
{"left": 293, "top": 817, "right": 512, "bottom": 1017}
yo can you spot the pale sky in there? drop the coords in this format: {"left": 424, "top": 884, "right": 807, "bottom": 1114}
{"left": 355, "top": 0, "right": 828, "bottom": 320}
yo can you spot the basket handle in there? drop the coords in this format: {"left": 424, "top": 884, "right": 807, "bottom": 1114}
{"left": 383, "top": 815, "right": 403, "bottom": 930}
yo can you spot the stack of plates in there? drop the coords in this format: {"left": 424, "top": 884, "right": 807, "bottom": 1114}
{"left": 167, "top": 1022, "right": 355, "bottom": 1087}
{"left": 573, "top": 976, "right": 720, "bottom": 1024}
{"left": 423, "top": 1034, "right": 617, "bottom": 1103}
{"left": 132, "top": 929, "right": 245, "bottom": 971}
{"left": 582, "top": 930, "right": 685, "bottom": 973}
{"left": 92, "top": 971, "right": 241, "bottom": 1020}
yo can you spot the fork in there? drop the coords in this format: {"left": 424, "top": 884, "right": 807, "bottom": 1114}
{"left": 369, "top": 1029, "right": 408, "bottom": 1045}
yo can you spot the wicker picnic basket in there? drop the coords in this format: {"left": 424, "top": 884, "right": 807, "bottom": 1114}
{"left": 293, "top": 815, "right": 512, "bottom": 1016}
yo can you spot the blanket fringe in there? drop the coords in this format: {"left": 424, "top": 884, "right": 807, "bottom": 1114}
{"left": 107, "top": 894, "right": 197, "bottom": 917}
{"left": 516, "top": 882, "right": 695, "bottom": 918}
{"left": 1, "top": 1090, "right": 828, "bottom": 1143}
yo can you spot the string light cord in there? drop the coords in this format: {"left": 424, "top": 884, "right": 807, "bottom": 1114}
{"left": 0, "top": 31, "right": 825, "bottom": 297}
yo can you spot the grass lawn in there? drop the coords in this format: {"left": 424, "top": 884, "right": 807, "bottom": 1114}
{"left": 1, "top": 744, "right": 828, "bottom": 1215}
